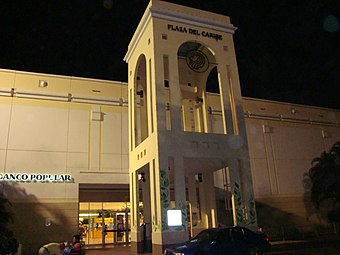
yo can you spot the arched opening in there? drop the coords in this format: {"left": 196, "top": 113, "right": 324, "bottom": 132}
{"left": 177, "top": 41, "right": 222, "bottom": 133}
{"left": 206, "top": 66, "right": 224, "bottom": 134}
{"left": 134, "top": 55, "right": 148, "bottom": 146}
{"left": 206, "top": 67, "right": 219, "bottom": 93}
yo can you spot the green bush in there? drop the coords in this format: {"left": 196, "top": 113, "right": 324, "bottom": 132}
{"left": 0, "top": 229, "right": 19, "bottom": 255}
{"left": 0, "top": 196, "right": 19, "bottom": 255}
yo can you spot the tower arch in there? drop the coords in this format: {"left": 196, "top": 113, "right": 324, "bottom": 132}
{"left": 134, "top": 54, "right": 149, "bottom": 146}
{"left": 176, "top": 41, "right": 224, "bottom": 133}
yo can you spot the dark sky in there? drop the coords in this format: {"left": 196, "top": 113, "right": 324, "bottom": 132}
{"left": 0, "top": 0, "right": 339, "bottom": 109}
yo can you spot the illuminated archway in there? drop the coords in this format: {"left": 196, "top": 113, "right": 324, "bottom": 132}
{"left": 134, "top": 54, "right": 148, "bottom": 146}
{"left": 177, "top": 41, "right": 221, "bottom": 133}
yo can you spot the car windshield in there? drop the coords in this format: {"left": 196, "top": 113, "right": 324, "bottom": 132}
{"left": 190, "top": 229, "right": 218, "bottom": 244}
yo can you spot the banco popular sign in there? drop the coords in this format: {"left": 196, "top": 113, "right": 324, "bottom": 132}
{"left": 0, "top": 173, "right": 73, "bottom": 183}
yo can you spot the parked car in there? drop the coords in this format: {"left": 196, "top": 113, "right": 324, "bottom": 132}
{"left": 164, "top": 226, "right": 271, "bottom": 255}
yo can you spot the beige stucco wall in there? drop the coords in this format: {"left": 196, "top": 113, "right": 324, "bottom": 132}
{"left": 0, "top": 69, "right": 129, "bottom": 254}
{"left": 243, "top": 97, "right": 340, "bottom": 232}
{"left": 1, "top": 68, "right": 339, "bottom": 252}
{"left": 243, "top": 97, "right": 340, "bottom": 197}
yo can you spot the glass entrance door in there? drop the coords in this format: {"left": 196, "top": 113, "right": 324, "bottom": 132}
{"left": 113, "top": 212, "right": 131, "bottom": 244}
{"left": 79, "top": 202, "right": 130, "bottom": 246}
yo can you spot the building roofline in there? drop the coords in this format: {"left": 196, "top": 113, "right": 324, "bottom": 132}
{"left": 242, "top": 96, "right": 340, "bottom": 112}
{"left": 0, "top": 68, "right": 128, "bottom": 86}
{"left": 124, "top": 0, "right": 236, "bottom": 62}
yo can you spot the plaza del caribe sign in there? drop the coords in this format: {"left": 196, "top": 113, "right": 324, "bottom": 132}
{"left": 167, "top": 24, "right": 223, "bottom": 41}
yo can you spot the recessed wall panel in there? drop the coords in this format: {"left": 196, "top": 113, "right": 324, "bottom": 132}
{"left": 0, "top": 150, "right": 6, "bottom": 171}
{"left": 271, "top": 124, "right": 324, "bottom": 160}
{"left": 0, "top": 100, "right": 11, "bottom": 149}
{"left": 275, "top": 159, "right": 310, "bottom": 195}
{"left": 245, "top": 120, "right": 267, "bottom": 159}
{"left": 102, "top": 108, "right": 122, "bottom": 154}
{"left": 250, "top": 158, "right": 271, "bottom": 196}
{"left": 121, "top": 109, "right": 129, "bottom": 154}
{"left": 101, "top": 154, "right": 122, "bottom": 171}
{"left": 8, "top": 100, "right": 68, "bottom": 151}
{"left": 67, "top": 152, "right": 88, "bottom": 170}
{"left": 6, "top": 150, "right": 67, "bottom": 171}
{"left": 68, "top": 105, "right": 90, "bottom": 153}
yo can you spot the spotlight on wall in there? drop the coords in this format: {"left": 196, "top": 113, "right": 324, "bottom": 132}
{"left": 138, "top": 173, "right": 146, "bottom": 182}
{"left": 136, "top": 90, "right": 144, "bottom": 98}
{"left": 195, "top": 173, "right": 203, "bottom": 183}
{"left": 195, "top": 96, "right": 203, "bottom": 104}
{"left": 38, "top": 80, "right": 48, "bottom": 88}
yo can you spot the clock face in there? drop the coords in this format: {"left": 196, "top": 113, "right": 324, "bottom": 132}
{"left": 186, "top": 50, "right": 209, "bottom": 73}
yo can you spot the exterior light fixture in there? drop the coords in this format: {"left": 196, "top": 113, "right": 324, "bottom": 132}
{"left": 136, "top": 90, "right": 144, "bottom": 98}
{"left": 138, "top": 173, "right": 146, "bottom": 182}
{"left": 38, "top": 80, "right": 48, "bottom": 88}
{"left": 45, "top": 218, "right": 51, "bottom": 227}
{"left": 195, "top": 96, "right": 203, "bottom": 104}
{"left": 167, "top": 210, "right": 182, "bottom": 226}
{"left": 195, "top": 173, "right": 203, "bottom": 182}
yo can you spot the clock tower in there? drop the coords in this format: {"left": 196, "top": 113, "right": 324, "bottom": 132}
{"left": 124, "top": 1, "right": 257, "bottom": 254}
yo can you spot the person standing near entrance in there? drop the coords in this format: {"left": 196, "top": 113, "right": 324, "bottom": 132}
{"left": 38, "top": 243, "right": 65, "bottom": 255}
{"left": 70, "top": 234, "right": 81, "bottom": 253}
{"left": 62, "top": 234, "right": 82, "bottom": 255}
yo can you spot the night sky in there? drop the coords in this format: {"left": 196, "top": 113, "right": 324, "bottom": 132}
{"left": 0, "top": 0, "right": 339, "bottom": 109}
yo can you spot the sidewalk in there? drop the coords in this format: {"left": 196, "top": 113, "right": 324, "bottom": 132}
{"left": 85, "top": 245, "right": 152, "bottom": 255}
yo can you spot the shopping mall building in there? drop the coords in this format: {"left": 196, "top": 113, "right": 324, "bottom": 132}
{"left": 1, "top": 1, "right": 339, "bottom": 254}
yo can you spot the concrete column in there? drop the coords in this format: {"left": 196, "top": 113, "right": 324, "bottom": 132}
{"left": 198, "top": 176, "right": 208, "bottom": 228}
{"left": 238, "top": 157, "right": 258, "bottom": 227}
{"left": 90, "top": 105, "right": 102, "bottom": 171}
{"left": 130, "top": 170, "right": 142, "bottom": 253}
{"left": 174, "top": 156, "right": 186, "bottom": 208}
{"left": 187, "top": 174, "right": 199, "bottom": 237}
{"left": 168, "top": 156, "right": 189, "bottom": 241}
{"left": 202, "top": 171, "right": 217, "bottom": 228}
{"left": 168, "top": 54, "right": 182, "bottom": 132}
{"left": 150, "top": 153, "right": 168, "bottom": 255}
{"left": 201, "top": 91, "right": 209, "bottom": 133}
{"left": 229, "top": 159, "right": 242, "bottom": 226}
{"left": 141, "top": 170, "right": 152, "bottom": 252}
{"left": 229, "top": 158, "right": 257, "bottom": 227}
{"left": 217, "top": 65, "right": 235, "bottom": 135}
{"left": 146, "top": 58, "right": 154, "bottom": 135}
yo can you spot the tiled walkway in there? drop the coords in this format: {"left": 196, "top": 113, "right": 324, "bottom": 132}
{"left": 85, "top": 245, "right": 152, "bottom": 255}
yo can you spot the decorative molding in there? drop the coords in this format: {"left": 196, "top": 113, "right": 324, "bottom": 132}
{"left": 151, "top": 6, "right": 236, "bottom": 34}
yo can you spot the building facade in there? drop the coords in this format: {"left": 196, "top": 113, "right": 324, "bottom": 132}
{"left": 0, "top": 1, "right": 339, "bottom": 255}
{"left": 124, "top": 1, "right": 256, "bottom": 253}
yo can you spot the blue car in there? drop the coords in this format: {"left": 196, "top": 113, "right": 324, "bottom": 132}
{"left": 164, "top": 226, "right": 271, "bottom": 255}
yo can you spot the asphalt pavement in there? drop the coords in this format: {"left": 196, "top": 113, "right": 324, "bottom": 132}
{"left": 84, "top": 235, "right": 340, "bottom": 255}
{"left": 268, "top": 234, "right": 340, "bottom": 254}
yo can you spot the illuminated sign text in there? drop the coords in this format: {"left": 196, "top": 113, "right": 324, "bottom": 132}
{"left": 0, "top": 173, "right": 73, "bottom": 183}
{"left": 167, "top": 24, "right": 223, "bottom": 41}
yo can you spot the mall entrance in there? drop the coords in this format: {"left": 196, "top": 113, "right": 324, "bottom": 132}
{"left": 79, "top": 184, "right": 131, "bottom": 246}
